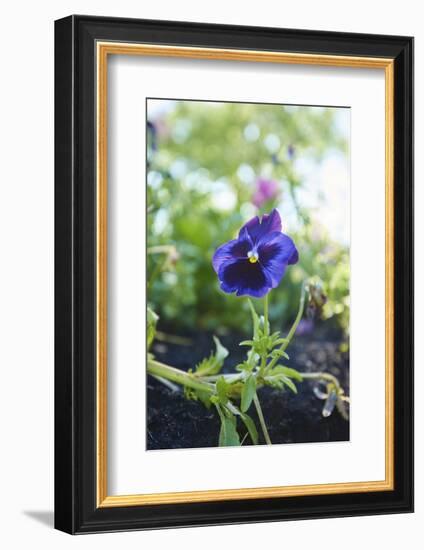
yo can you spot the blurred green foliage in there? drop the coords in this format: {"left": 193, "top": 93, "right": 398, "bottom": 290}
{"left": 147, "top": 100, "right": 350, "bottom": 336}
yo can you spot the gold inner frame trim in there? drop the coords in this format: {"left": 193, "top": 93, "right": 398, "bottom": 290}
{"left": 96, "top": 41, "right": 395, "bottom": 508}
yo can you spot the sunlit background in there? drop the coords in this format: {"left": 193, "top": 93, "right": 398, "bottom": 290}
{"left": 146, "top": 99, "right": 350, "bottom": 338}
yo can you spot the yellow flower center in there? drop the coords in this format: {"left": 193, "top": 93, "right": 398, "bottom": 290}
{"left": 248, "top": 251, "right": 259, "bottom": 264}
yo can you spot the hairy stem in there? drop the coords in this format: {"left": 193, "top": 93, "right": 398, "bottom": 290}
{"left": 253, "top": 393, "right": 272, "bottom": 445}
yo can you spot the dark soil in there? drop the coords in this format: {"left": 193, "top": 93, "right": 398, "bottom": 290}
{"left": 147, "top": 327, "right": 349, "bottom": 450}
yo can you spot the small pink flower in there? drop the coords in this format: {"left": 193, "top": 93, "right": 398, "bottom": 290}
{"left": 252, "top": 178, "right": 279, "bottom": 208}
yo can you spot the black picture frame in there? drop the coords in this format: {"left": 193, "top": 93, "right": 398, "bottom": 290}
{"left": 55, "top": 14, "right": 414, "bottom": 534}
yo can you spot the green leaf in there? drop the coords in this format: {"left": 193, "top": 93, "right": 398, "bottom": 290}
{"left": 240, "top": 413, "right": 258, "bottom": 444}
{"left": 273, "top": 338, "right": 290, "bottom": 346}
{"left": 276, "top": 366, "right": 303, "bottom": 382}
{"left": 216, "top": 376, "right": 229, "bottom": 404}
{"left": 218, "top": 417, "right": 241, "bottom": 447}
{"left": 241, "top": 375, "right": 256, "bottom": 412}
{"left": 195, "top": 336, "right": 229, "bottom": 376}
{"left": 213, "top": 335, "right": 229, "bottom": 364}
{"left": 235, "top": 362, "right": 247, "bottom": 371}
{"left": 281, "top": 375, "right": 298, "bottom": 394}
{"left": 197, "top": 390, "right": 212, "bottom": 409}
{"left": 270, "top": 349, "right": 290, "bottom": 361}
{"left": 147, "top": 307, "right": 159, "bottom": 350}
{"left": 239, "top": 340, "right": 254, "bottom": 347}
{"left": 235, "top": 359, "right": 255, "bottom": 372}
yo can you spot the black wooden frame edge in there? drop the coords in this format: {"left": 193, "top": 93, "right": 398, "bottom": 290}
{"left": 54, "top": 14, "right": 414, "bottom": 534}
{"left": 55, "top": 15, "right": 76, "bottom": 534}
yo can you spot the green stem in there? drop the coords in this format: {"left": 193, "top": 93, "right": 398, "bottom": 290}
{"left": 263, "top": 293, "right": 269, "bottom": 337}
{"left": 148, "top": 360, "right": 345, "bottom": 400}
{"left": 147, "top": 359, "right": 215, "bottom": 394}
{"left": 282, "top": 283, "right": 306, "bottom": 351}
{"left": 202, "top": 373, "right": 245, "bottom": 383}
{"left": 253, "top": 393, "right": 272, "bottom": 445}
{"left": 266, "top": 283, "right": 306, "bottom": 372}
{"left": 258, "top": 294, "right": 270, "bottom": 375}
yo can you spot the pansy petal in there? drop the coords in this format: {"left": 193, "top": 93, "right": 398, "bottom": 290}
{"left": 212, "top": 209, "right": 297, "bottom": 297}
{"left": 239, "top": 209, "right": 282, "bottom": 243}
{"left": 288, "top": 245, "right": 299, "bottom": 265}
{"left": 218, "top": 259, "right": 272, "bottom": 298}
{"left": 212, "top": 230, "right": 252, "bottom": 274}
{"left": 258, "top": 232, "right": 299, "bottom": 288}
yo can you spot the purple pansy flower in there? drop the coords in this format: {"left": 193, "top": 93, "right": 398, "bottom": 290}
{"left": 252, "top": 177, "right": 279, "bottom": 208}
{"left": 212, "top": 209, "right": 298, "bottom": 298}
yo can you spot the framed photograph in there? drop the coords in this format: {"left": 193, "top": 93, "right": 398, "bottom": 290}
{"left": 54, "top": 15, "right": 413, "bottom": 534}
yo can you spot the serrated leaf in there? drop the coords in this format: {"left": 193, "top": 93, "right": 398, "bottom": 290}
{"left": 241, "top": 375, "right": 256, "bottom": 412}
{"left": 240, "top": 413, "right": 259, "bottom": 444}
{"left": 218, "top": 417, "right": 241, "bottom": 447}
{"left": 195, "top": 336, "right": 229, "bottom": 376}
{"left": 194, "top": 357, "right": 211, "bottom": 375}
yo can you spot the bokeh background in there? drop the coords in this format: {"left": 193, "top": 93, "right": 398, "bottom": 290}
{"left": 146, "top": 99, "right": 350, "bottom": 342}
